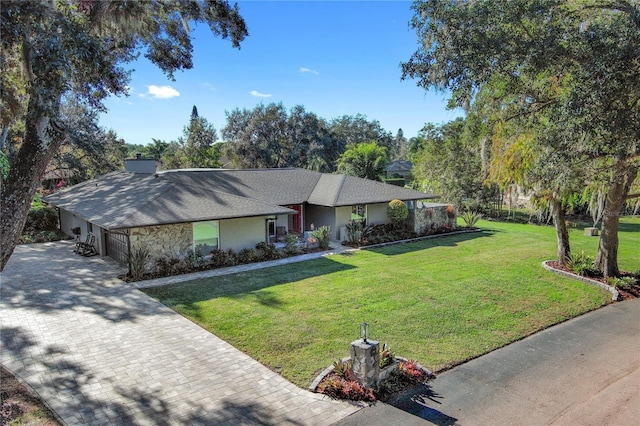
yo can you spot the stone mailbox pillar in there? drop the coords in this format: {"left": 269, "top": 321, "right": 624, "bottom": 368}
{"left": 350, "top": 339, "right": 380, "bottom": 388}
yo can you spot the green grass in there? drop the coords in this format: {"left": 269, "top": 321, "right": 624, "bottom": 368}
{"left": 143, "top": 216, "right": 639, "bottom": 387}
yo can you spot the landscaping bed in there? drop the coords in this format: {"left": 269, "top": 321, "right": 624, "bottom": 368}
{"left": 311, "top": 354, "right": 434, "bottom": 403}
{"left": 120, "top": 239, "right": 330, "bottom": 282}
{"left": 1, "top": 367, "right": 60, "bottom": 426}
{"left": 546, "top": 260, "right": 640, "bottom": 300}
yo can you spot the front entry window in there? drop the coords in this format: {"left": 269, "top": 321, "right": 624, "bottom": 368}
{"left": 193, "top": 221, "right": 219, "bottom": 255}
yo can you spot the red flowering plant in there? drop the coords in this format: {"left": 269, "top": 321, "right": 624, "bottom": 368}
{"left": 398, "top": 360, "right": 431, "bottom": 384}
{"left": 316, "top": 360, "right": 376, "bottom": 402}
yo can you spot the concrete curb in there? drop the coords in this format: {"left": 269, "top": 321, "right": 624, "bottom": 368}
{"left": 542, "top": 260, "right": 619, "bottom": 301}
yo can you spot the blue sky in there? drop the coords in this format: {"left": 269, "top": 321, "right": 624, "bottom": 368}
{"left": 99, "top": 1, "right": 463, "bottom": 146}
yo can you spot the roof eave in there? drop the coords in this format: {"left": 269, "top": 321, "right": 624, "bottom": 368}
{"left": 332, "top": 195, "right": 438, "bottom": 207}
{"left": 109, "top": 209, "right": 297, "bottom": 230}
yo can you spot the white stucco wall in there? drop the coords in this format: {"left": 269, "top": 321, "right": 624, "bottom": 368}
{"left": 335, "top": 206, "right": 352, "bottom": 240}
{"left": 276, "top": 214, "right": 289, "bottom": 233}
{"left": 335, "top": 206, "right": 352, "bottom": 226}
{"left": 59, "top": 209, "right": 105, "bottom": 255}
{"left": 59, "top": 209, "right": 81, "bottom": 237}
{"left": 219, "top": 216, "right": 268, "bottom": 252}
{"left": 367, "top": 203, "right": 389, "bottom": 225}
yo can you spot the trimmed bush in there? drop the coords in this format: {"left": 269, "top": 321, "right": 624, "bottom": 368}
{"left": 387, "top": 199, "right": 408, "bottom": 222}
{"left": 256, "top": 242, "right": 281, "bottom": 260}
{"left": 238, "top": 248, "right": 257, "bottom": 264}
{"left": 283, "top": 233, "right": 300, "bottom": 256}
{"left": 156, "top": 257, "right": 185, "bottom": 276}
{"left": 209, "top": 248, "right": 232, "bottom": 267}
{"left": 311, "top": 226, "right": 331, "bottom": 250}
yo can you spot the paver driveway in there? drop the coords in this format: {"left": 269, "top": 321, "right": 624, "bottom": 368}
{"left": 0, "top": 241, "right": 359, "bottom": 425}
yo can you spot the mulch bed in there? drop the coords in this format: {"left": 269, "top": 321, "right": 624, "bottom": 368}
{"left": 1, "top": 367, "right": 60, "bottom": 425}
{"left": 546, "top": 261, "right": 640, "bottom": 300}
{"left": 119, "top": 246, "right": 329, "bottom": 283}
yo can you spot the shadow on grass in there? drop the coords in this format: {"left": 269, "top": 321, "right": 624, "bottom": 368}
{"left": 494, "top": 213, "right": 640, "bottom": 234}
{"left": 614, "top": 220, "right": 640, "bottom": 233}
{"left": 143, "top": 231, "right": 499, "bottom": 307}
{"left": 569, "top": 220, "right": 640, "bottom": 234}
{"left": 362, "top": 229, "right": 497, "bottom": 257}
{"left": 143, "top": 256, "right": 357, "bottom": 307}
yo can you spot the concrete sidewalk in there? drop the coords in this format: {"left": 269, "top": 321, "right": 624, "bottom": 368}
{"left": 134, "top": 240, "right": 354, "bottom": 289}
{"left": 337, "top": 298, "right": 640, "bottom": 425}
{"left": 0, "top": 241, "right": 360, "bottom": 425}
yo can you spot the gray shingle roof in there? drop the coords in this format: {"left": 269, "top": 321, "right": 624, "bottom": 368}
{"left": 43, "top": 168, "right": 437, "bottom": 229}
{"left": 43, "top": 171, "right": 294, "bottom": 230}
{"left": 331, "top": 175, "right": 433, "bottom": 206}
{"left": 158, "top": 168, "right": 323, "bottom": 205}
{"left": 307, "top": 174, "right": 346, "bottom": 206}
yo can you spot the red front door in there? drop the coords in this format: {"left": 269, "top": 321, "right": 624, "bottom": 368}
{"left": 288, "top": 205, "right": 303, "bottom": 233}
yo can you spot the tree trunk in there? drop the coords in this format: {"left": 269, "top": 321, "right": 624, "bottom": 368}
{"left": 0, "top": 125, "right": 8, "bottom": 151}
{"left": 550, "top": 197, "right": 570, "bottom": 265}
{"left": 0, "top": 92, "right": 64, "bottom": 271}
{"left": 595, "top": 164, "right": 638, "bottom": 277}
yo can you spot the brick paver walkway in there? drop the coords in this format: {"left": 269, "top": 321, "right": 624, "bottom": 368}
{"left": 0, "top": 241, "right": 360, "bottom": 425}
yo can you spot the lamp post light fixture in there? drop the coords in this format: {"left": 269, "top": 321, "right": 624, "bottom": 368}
{"left": 360, "top": 321, "right": 369, "bottom": 343}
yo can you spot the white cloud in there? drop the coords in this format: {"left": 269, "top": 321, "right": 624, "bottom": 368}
{"left": 145, "top": 85, "right": 180, "bottom": 99}
{"left": 250, "top": 90, "right": 272, "bottom": 98}
{"left": 300, "top": 67, "right": 319, "bottom": 75}
{"left": 202, "top": 82, "right": 217, "bottom": 92}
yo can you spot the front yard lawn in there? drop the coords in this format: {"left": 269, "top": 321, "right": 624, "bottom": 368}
{"left": 143, "top": 217, "right": 638, "bottom": 388}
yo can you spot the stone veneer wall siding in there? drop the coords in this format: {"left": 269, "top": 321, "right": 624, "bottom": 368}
{"left": 413, "top": 204, "right": 457, "bottom": 234}
{"left": 129, "top": 223, "right": 193, "bottom": 270}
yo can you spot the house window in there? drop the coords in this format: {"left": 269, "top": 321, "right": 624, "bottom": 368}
{"left": 351, "top": 205, "right": 367, "bottom": 222}
{"left": 266, "top": 217, "right": 276, "bottom": 240}
{"left": 87, "top": 222, "right": 93, "bottom": 233}
{"left": 193, "top": 221, "right": 219, "bottom": 255}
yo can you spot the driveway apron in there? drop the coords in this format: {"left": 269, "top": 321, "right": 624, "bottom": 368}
{"left": 0, "top": 241, "right": 359, "bottom": 425}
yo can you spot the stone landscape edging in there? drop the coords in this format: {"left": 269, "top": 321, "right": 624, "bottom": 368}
{"left": 542, "top": 260, "right": 619, "bottom": 301}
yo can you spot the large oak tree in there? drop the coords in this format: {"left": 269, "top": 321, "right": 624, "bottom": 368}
{"left": 403, "top": 0, "right": 639, "bottom": 276}
{"left": 222, "top": 103, "right": 331, "bottom": 169}
{"left": 0, "top": 0, "right": 248, "bottom": 270}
